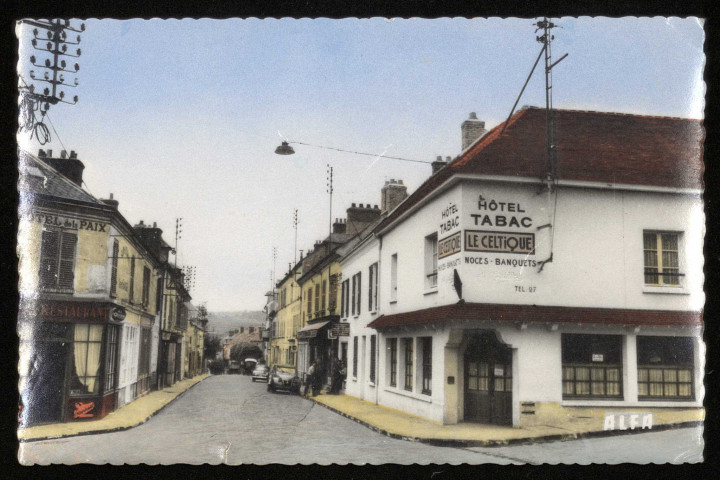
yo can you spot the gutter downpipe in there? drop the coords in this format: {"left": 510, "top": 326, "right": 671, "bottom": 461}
{"left": 376, "top": 235, "right": 382, "bottom": 406}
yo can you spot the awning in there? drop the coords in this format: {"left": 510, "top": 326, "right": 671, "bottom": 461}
{"left": 367, "top": 303, "right": 703, "bottom": 330}
{"left": 296, "top": 320, "right": 331, "bottom": 339}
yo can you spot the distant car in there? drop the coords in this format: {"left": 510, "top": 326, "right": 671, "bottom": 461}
{"left": 267, "top": 367, "right": 301, "bottom": 393}
{"left": 252, "top": 364, "right": 270, "bottom": 382}
{"left": 227, "top": 360, "right": 242, "bottom": 374}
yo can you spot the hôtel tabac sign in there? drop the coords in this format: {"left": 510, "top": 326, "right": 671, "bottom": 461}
{"left": 438, "top": 193, "right": 536, "bottom": 261}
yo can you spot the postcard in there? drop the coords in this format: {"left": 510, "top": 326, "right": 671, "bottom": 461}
{"left": 16, "top": 17, "right": 705, "bottom": 465}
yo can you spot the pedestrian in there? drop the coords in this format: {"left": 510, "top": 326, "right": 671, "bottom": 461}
{"left": 330, "top": 358, "right": 344, "bottom": 394}
{"left": 305, "top": 360, "right": 316, "bottom": 398}
{"left": 311, "top": 359, "right": 323, "bottom": 397}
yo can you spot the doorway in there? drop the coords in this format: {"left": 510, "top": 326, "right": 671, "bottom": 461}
{"left": 464, "top": 331, "right": 512, "bottom": 425}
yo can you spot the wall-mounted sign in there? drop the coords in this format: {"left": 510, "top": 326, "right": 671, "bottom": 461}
{"left": 592, "top": 354, "right": 604, "bottom": 362}
{"left": 438, "top": 232, "right": 461, "bottom": 259}
{"left": 440, "top": 203, "right": 460, "bottom": 235}
{"left": 603, "top": 412, "right": 652, "bottom": 431}
{"left": 494, "top": 366, "right": 504, "bottom": 377}
{"left": 464, "top": 230, "right": 535, "bottom": 255}
{"left": 26, "top": 211, "right": 107, "bottom": 232}
{"left": 332, "top": 322, "right": 350, "bottom": 337}
{"left": 111, "top": 306, "right": 127, "bottom": 322}
{"left": 37, "top": 301, "right": 115, "bottom": 322}
{"left": 72, "top": 400, "right": 96, "bottom": 419}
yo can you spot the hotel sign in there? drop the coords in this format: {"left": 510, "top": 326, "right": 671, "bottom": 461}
{"left": 438, "top": 232, "right": 461, "bottom": 259}
{"left": 464, "top": 230, "right": 535, "bottom": 255}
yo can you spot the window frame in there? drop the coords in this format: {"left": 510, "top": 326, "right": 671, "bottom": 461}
{"left": 369, "top": 335, "right": 377, "bottom": 384}
{"left": 561, "top": 334, "right": 623, "bottom": 400}
{"left": 424, "top": 233, "right": 439, "bottom": 290}
{"left": 643, "top": 231, "right": 682, "bottom": 287}
{"left": 388, "top": 338, "right": 398, "bottom": 387}
{"left": 637, "top": 336, "right": 694, "bottom": 401}
{"left": 421, "top": 337, "right": 432, "bottom": 395}
{"left": 404, "top": 338, "right": 414, "bottom": 391}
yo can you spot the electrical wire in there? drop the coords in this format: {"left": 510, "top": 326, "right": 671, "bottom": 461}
{"left": 290, "top": 141, "right": 432, "bottom": 164}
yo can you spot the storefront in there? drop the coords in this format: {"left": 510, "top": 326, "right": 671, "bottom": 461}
{"left": 19, "top": 299, "right": 126, "bottom": 426}
{"left": 296, "top": 319, "right": 337, "bottom": 384}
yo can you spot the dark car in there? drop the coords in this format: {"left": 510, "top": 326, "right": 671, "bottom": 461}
{"left": 251, "top": 364, "right": 270, "bottom": 382}
{"left": 267, "top": 367, "right": 301, "bottom": 393}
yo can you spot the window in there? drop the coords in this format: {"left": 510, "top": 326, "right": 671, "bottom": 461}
{"left": 390, "top": 254, "right": 398, "bottom": 301}
{"left": 39, "top": 229, "right": 77, "bottom": 291}
{"left": 129, "top": 257, "right": 136, "bottom": 302}
{"left": 307, "top": 289, "right": 312, "bottom": 316}
{"left": 425, "top": 233, "right": 438, "bottom": 289}
{"left": 369, "top": 335, "right": 376, "bottom": 384}
{"left": 644, "top": 232, "right": 681, "bottom": 286}
{"left": 321, "top": 280, "right": 327, "bottom": 311}
{"left": 355, "top": 273, "right": 362, "bottom": 315}
{"left": 70, "top": 324, "right": 104, "bottom": 395}
{"left": 421, "top": 337, "right": 432, "bottom": 395}
{"left": 314, "top": 284, "right": 320, "bottom": 313}
{"left": 353, "top": 336, "right": 358, "bottom": 377}
{"left": 404, "top": 338, "right": 414, "bottom": 391}
{"left": 110, "top": 239, "right": 119, "bottom": 297}
{"left": 562, "top": 334, "right": 623, "bottom": 399}
{"left": 104, "top": 325, "right": 119, "bottom": 392}
{"left": 155, "top": 277, "right": 163, "bottom": 313}
{"left": 142, "top": 266, "right": 151, "bottom": 306}
{"left": 369, "top": 263, "right": 378, "bottom": 312}
{"left": 637, "top": 336, "right": 694, "bottom": 400}
{"left": 388, "top": 338, "right": 398, "bottom": 387}
{"left": 341, "top": 279, "right": 349, "bottom": 317}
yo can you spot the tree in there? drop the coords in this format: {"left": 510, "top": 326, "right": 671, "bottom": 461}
{"left": 230, "top": 343, "right": 262, "bottom": 362}
{"left": 204, "top": 335, "right": 222, "bottom": 361}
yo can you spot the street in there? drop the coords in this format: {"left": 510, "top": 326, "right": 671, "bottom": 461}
{"left": 18, "top": 375, "right": 703, "bottom": 465}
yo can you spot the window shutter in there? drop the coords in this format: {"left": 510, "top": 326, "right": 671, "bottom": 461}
{"left": 110, "top": 240, "right": 119, "bottom": 296}
{"left": 357, "top": 273, "right": 362, "bottom": 315}
{"left": 39, "top": 230, "right": 60, "bottom": 287}
{"left": 368, "top": 266, "right": 373, "bottom": 311}
{"left": 57, "top": 232, "right": 77, "bottom": 289}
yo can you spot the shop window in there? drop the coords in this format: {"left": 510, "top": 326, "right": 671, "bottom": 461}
{"left": 404, "top": 338, "right": 414, "bottom": 391}
{"left": 110, "top": 239, "right": 119, "bottom": 297}
{"left": 643, "top": 232, "right": 682, "bottom": 286}
{"left": 353, "top": 336, "right": 358, "bottom": 378}
{"left": 425, "top": 233, "right": 438, "bottom": 289}
{"left": 39, "top": 229, "right": 77, "bottom": 292}
{"left": 562, "top": 334, "right": 623, "bottom": 399}
{"left": 637, "top": 336, "right": 694, "bottom": 400}
{"left": 421, "top": 337, "right": 432, "bottom": 395}
{"left": 388, "top": 338, "right": 398, "bottom": 387}
{"left": 369, "top": 335, "right": 376, "bottom": 384}
{"left": 70, "top": 324, "right": 104, "bottom": 396}
{"left": 390, "top": 254, "right": 398, "bottom": 301}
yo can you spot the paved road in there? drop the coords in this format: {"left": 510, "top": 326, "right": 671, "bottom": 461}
{"left": 18, "top": 375, "right": 703, "bottom": 465}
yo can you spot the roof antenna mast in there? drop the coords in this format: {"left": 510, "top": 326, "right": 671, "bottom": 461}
{"left": 535, "top": 17, "right": 568, "bottom": 190}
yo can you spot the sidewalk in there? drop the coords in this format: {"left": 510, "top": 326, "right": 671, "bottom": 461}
{"left": 311, "top": 392, "right": 704, "bottom": 447}
{"left": 18, "top": 374, "right": 209, "bottom": 442}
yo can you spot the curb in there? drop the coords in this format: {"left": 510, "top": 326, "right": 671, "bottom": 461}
{"left": 18, "top": 375, "right": 210, "bottom": 443}
{"left": 309, "top": 397, "right": 703, "bottom": 448}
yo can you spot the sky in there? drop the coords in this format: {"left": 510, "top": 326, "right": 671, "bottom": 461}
{"left": 16, "top": 17, "right": 705, "bottom": 311}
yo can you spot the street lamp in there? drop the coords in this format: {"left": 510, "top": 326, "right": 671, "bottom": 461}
{"left": 274, "top": 140, "right": 432, "bottom": 164}
{"left": 275, "top": 141, "right": 295, "bottom": 155}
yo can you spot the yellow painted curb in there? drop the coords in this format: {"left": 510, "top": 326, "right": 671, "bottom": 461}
{"left": 18, "top": 374, "right": 209, "bottom": 442}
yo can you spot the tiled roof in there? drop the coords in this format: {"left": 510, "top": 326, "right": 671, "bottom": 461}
{"left": 380, "top": 108, "right": 704, "bottom": 231}
{"left": 18, "top": 150, "right": 101, "bottom": 205}
{"left": 367, "top": 303, "right": 702, "bottom": 329}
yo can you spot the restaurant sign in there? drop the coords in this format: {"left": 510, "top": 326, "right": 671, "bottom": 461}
{"left": 464, "top": 230, "right": 535, "bottom": 255}
{"left": 36, "top": 301, "right": 123, "bottom": 323}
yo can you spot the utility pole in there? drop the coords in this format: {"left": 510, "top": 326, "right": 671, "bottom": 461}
{"left": 175, "top": 217, "right": 183, "bottom": 266}
{"left": 18, "top": 19, "right": 83, "bottom": 144}
{"left": 326, "top": 164, "right": 333, "bottom": 314}
{"left": 293, "top": 209, "right": 299, "bottom": 265}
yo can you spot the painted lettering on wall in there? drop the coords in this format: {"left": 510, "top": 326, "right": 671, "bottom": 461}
{"left": 473, "top": 195, "right": 532, "bottom": 228}
{"left": 440, "top": 202, "right": 460, "bottom": 234}
{"left": 464, "top": 257, "right": 538, "bottom": 267}
{"left": 603, "top": 413, "right": 653, "bottom": 431}
{"left": 37, "top": 301, "right": 112, "bottom": 321}
{"left": 73, "top": 401, "right": 96, "bottom": 419}
{"left": 26, "top": 211, "right": 107, "bottom": 232}
{"left": 438, "top": 232, "right": 461, "bottom": 259}
{"left": 465, "top": 230, "right": 535, "bottom": 255}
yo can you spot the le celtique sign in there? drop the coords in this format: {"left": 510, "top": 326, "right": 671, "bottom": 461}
{"left": 465, "top": 230, "right": 535, "bottom": 255}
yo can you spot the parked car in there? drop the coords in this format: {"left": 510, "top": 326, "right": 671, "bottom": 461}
{"left": 267, "top": 367, "right": 301, "bottom": 393}
{"left": 251, "top": 364, "right": 270, "bottom": 383}
{"left": 227, "top": 360, "right": 242, "bottom": 374}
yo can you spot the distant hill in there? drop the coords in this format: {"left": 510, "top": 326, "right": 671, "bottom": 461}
{"left": 206, "top": 311, "right": 265, "bottom": 337}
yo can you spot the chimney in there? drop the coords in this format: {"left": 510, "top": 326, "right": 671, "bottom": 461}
{"left": 461, "top": 112, "right": 487, "bottom": 151}
{"left": 101, "top": 192, "right": 119, "bottom": 209}
{"left": 432, "top": 155, "right": 447, "bottom": 175}
{"left": 333, "top": 217, "right": 347, "bottom": 234}
{"left": 381, "top": 178, "right": 408, "bottom": 215}
{"left": 346, "top": 203, "right": 382, "bottom": 235}
{"left": 40, "top": 149, "right": 85, "bottom": 186}
{"left": 133, "top": 219, "right": 165, "bottom": 259}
